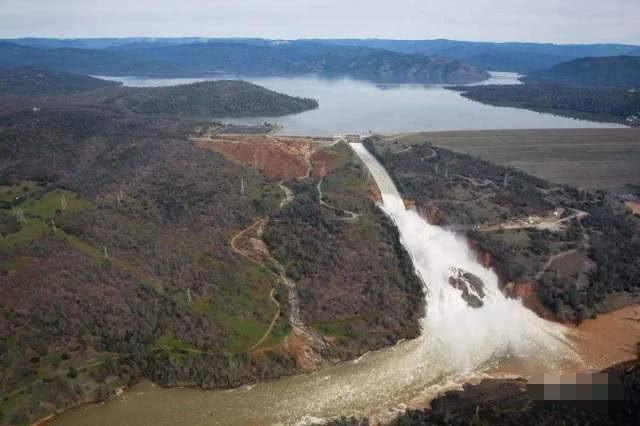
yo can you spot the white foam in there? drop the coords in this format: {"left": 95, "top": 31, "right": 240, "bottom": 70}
{"left": 350, "top": 142, "right": 576, "bottom": 371}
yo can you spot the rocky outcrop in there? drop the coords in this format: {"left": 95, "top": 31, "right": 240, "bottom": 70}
{"left": 448, "top": 267, "right": 486, "bottom": 308}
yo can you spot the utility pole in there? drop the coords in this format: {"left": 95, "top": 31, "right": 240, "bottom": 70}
{"left": 240, "top": 177, "right": 245, "bottom": 196}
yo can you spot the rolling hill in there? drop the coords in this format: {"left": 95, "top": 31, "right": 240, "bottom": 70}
{"left": 0, "top": 68, "right": 318, "bottom": 118}
{"left": 5, "top": 37, "right": 640, "bottom": 74}
{"left": 313, "top": 39, "right": 640, "bottom": 73}
{"left": 0, "top": 67, "right": 121, "bottom": 95}
{"left": 0, "top": 40, "right": 490, "bottom": 84}
{"left": 450, "top": 83, "right": 640, "bottom": 125}
{"left": 119, "top": 80, "right": 319, "bottom": 117}
{"left": 522, "top": 56, "right": 640, "bottom": 88}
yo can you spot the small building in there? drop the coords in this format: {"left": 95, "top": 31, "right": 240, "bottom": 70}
{"left": 345, "top": 134, "right": 361, "bottom": 143}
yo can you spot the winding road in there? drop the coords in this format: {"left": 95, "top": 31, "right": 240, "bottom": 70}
{"left": 316, "top": 177, "right": 361, "bottom": 221}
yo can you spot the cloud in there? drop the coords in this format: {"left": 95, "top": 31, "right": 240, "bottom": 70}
{"left": 0, "top": 0, "right": 638, "bottom": 44}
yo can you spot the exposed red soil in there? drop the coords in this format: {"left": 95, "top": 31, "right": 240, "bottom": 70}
{"left": 311, "top": 147, "right": 341, "bottom": 178}
{"left": 502, "top": 281, "right": 558, "bottom": 321}
{"left": 370, "top": 186, "right": 382, "bottom": 203}
{"left": 490, "top": 304, "right": 640, "bottom": 380}
{"left": 626, "top": 201, "right": 640, "bottom": 216}
{"left": 568, "top": 304, "right": 640, "bottom": 370}
{"left": 192, "top": 135, "right": 314, "bottom": 179}
{"left": 281, "top": 329, "right": 322, "bottom": 372}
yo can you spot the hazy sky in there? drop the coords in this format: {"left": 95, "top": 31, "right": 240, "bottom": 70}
{"left": 1, "top": 0, "right": 639, "bottom": 44}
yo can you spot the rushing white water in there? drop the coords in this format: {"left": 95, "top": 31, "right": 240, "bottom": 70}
{"left": 350, "top": 143, "right": 576, "bottom": 370}
{"left": 55, "top": 144, "right": 578, "bottom": 426}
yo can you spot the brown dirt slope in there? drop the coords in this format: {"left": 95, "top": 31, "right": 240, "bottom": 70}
{"left": 192, "top": 135, "right": 314, "bottom": 180}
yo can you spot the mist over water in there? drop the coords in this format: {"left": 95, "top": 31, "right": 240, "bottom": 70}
{"left": 350, "top": 143, "right": 576, "bottom": 371}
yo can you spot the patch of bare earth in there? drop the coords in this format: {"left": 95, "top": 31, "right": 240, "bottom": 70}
{"left": 488, "top": 304, "right": 640, "bottom": 380}
{"left": 503, "top": 281, "right": 558, "bottom": 321}
{"left": 626, "top": 201, "right": 640, "bottom": 216}
{"left": 281, "top": 329, "right": 323, "bottom": 372}
{"left": 311, "top": 147, "right": 341, "bottom": 178}
{"left": 230, "top": 219, "right": 269, "bottom": 266}
{"left": 192, "top": 135, "right": 314, "bottom": 179}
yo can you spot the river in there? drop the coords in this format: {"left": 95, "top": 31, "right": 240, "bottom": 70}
{"left": 98, "top": 73, "right": 623, "bottom": 136}
{"left": 53, "top": 143, "right": 585, "bottom": 426}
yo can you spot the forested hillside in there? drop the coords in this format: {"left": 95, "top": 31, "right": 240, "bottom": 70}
{"left": 450, "top": 83, "right": 640, "bottom": 125}
{"left": 0, "top": 107, "right": 301, "bottom": 424}
{"left": 120, "top": 80, "right": 318, "bottom": 117}
{"left": 313, "top": 39, "right": 640, "bottom": 73}
{"left": 523, "top": 56, "right": 640, "bottom": 88}
{"left": 0, "top": 67, "right": 120, "bottom": 95}
{"left": 7, "top": 37, "right": 640, "bottom": 74}
{"left": 265, "top": 143, "right": 424, "bottom": 360}
{"left": 0, "top": 70, "right": 318, "bottom": 118}
{"left": 0, "top": 40, "right": 490, "bottom": 84}
{"left": 0, "top": 80, "right": 421, "bottom": 423}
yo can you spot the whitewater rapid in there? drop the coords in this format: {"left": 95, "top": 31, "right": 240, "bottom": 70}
{"left": 54, "top": 144, "right": 578, "bottom": 426}
{"left": 350, "top": 142, "right": 575, "bottom": 369}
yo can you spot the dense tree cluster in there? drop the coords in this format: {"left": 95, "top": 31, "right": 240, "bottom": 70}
{"left": 120, "top": 80, "right": 318, "bottom": 117}
{"left": 451, "top": 83, "right": 640, "bottom": 124}
{"left": 0, "top": 107, "right": 294, "bottom": 424}
{"left": 0, "top": 67, "right": 121, "bottom": 96}
{"left": 523, "top": 55, "right": 640, "bottom": 89}
{"left": 264, "top": 149, "right": 424, "bottom": 360}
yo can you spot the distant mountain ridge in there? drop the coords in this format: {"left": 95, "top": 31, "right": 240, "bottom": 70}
{"left": 311, "top": 39, "right": 640, "bottom": 73}
{"left": 522, "top": 56, "right": 640, "bottom": 88}
{"left": 6, "top": 37, "right": 637, "bottom": 73}
{"left": 0, "top": 40, "right": 489, "bottom": 84}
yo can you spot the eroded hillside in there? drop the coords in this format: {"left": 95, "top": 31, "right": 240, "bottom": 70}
{"left": 366, "top": 136, "right": 640, "bottom": 323}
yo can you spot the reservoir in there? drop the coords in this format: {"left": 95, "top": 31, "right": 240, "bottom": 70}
{"left": 99, "top": 73, "right": 623, "bottom": 136}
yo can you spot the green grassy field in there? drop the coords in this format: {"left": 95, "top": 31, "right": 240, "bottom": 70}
{"left": 389, "top": 129, "right": 640, "bottom": 192}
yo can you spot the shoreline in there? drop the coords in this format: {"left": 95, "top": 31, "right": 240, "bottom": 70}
{"left": 41, "top": 306, "right": 640, "bottom": 425}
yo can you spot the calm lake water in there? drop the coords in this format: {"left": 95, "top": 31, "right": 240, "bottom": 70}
{"left": 99, "top": 73, "right": 622, "bottom": 136}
